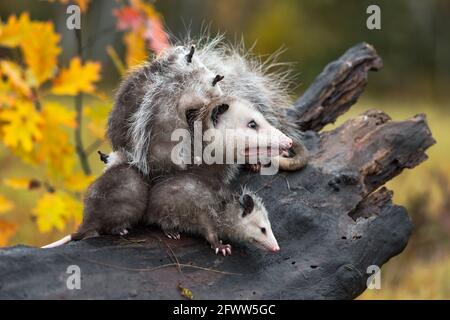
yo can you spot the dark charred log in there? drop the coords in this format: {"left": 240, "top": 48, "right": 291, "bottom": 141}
{"left": 0, "top": 43, "right": 435, "bottom": 300}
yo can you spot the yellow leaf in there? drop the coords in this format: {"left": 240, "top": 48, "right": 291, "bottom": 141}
{"left": 0, "top": 195, "right": 14, "bottom": 214}
{"left": 52, "top": 57, "right": 101, "bottom": 95}
{"left": 4, "top": 178, "right": 30, "bottom": 189}
{"left": 0, "top": 60, "right": 32, "bottom": 98}
{"left": 0, "top": 220, "right": 17, "bottom": 246}
{"left": 31, "top": 103, "right": 76, "bottom": 177}
{"left": 124, "top": 28, "right": 147, "bottom": 68}
{"left": 0, "top": 13, "right": 32, "bottom": 48}
{"left": 85, "top": 103, "right": 110, "bottom": 139}
{"left": 33, "top": 192, "right": 67, "bottom": 233}
{"left": 64, "top": 172, "right": 95, "bottom": 192}
{"left": 43, "top": 102, "right": 76, "bottom": 128}
{"left": 21, "top": 21, "right": 61, "bottom": 86}
{"left": 177, "top": 283, "right": 194, "bottom": 300}
{"left": 0, "top": 101, "right": 43, "bottom": 152}
{"left": 34, "top": 192, "right": 82, "bottom": 233}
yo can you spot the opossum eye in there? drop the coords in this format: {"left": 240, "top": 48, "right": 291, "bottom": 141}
{"left": 248, "top": 120, "right": 258, "bottom": 130}
{"left": 261, "top": 227, "right": 267, "bottom": 234}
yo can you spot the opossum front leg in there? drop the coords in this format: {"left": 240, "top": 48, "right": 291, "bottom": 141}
{"left": 205, "top": 231, "right": 232, "bottom": 256}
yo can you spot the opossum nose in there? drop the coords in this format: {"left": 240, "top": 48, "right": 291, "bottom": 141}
{"left": 281, "top": 138, "right": 293, "bottom": 149}
{"left": 271, "top": 245, "right": 280, "bottom": 252}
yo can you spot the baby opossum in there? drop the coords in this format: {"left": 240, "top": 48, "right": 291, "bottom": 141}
{"left": 147, "top": 173, "right": 280, "bottom": 255}
{"left": 42, "top": 153, "right": 148, "bottom": 248}
{"left": 108, "top": 45, "right": 224, "bottom": 176}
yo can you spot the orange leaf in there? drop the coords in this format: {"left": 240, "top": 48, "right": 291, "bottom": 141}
{"left": 124, "top": 28, "right": 148, "bottom": 68}
{"left": 0, "top": 195, "right": 14, "bottom": 214}
{"left": 0, "top": 220, "right": 17, "bottom": 246}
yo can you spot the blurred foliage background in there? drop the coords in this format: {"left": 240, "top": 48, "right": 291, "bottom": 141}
{"left": 0, "top": 0, "right": 449, "bottom": 299}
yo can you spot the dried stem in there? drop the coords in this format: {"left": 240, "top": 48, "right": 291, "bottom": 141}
{"left": 74, "top": 28, "right": 91, "bottom": 175}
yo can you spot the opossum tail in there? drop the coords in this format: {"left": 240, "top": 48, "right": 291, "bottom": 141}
{"left": 278, "top": 141, "right": 309, "bottom": 171}
{"left": 41, "top": 235, "right": 72, "bottom": 248}
{"left": 41, "top": 230, "right": 97, "bottom": 248}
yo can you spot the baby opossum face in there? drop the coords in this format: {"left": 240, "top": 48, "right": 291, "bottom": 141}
{"left": 239, "top": 193, "right": 280, "bottom": 252}
{"left": 209, "top": 99, "right": 293, "bottom": 160}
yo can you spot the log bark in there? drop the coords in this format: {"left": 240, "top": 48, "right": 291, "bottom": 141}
{"left": 0, "top": 43, "right": 435, "bottom": 300}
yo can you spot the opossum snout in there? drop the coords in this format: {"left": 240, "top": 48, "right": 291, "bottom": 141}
{"left": 271, "top": 244, "right": 280, "bottom": 252}
{"left": 280, "top": 137, "right": 293, "bottom": 149}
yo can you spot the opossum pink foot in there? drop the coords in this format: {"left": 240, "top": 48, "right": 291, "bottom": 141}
{"left": 214, "top": 244, "right": 232, "bottom": 256}
{"left": 164, "top": 231, "right": 180, "bottom": 240}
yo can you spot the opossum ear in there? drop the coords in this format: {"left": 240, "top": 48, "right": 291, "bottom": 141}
{"left": 212, "top": 75, "right": 224, "bottom": 86}
{"left": 186, "top": 45, "right": 195, "bottom": 63}
{"left": 185, "top": 108, "right": 201, "bottom": 131}
{"left": 239, "top": 194, "right": 254, "bottom": 217}
{"left": 211, "top": 104, "right": 229, "bottom": 127}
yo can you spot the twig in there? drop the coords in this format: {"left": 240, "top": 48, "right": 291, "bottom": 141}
{"left": 74, "top": 28, "right": 91, "bottom": 175}
{"left": 72, "top": 255, "right": 240, "bottom": 275}
{"left": 85, "top": 139, "right": 104, "bottom": 156}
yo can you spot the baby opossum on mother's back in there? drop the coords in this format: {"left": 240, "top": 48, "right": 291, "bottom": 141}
{"left": 147, "top": 172, "right": 280, "bottom": 255}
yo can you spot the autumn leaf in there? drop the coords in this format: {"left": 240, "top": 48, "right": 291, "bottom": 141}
{"left": 52, "top": 57, "right": 101, "bottom": 96}
{"left": 144, "top": 17, "right": 169, "bottom": 55}
{"left": 0, "top": 220, "right": 17, "bottom": 246}
{"left": 0, "top": 101, "right": 43, "bottom": 152}
{"left": 21, "top": 21, "right": 61, "bottom": 86}
{"left": 50, "top": 0, "right": 90, "bottom": 13}
{"left": 0, "top": 13, "right": 32, "bottom": 48}
{"left": 29, "top": 102, "right": 76, "bottom": 177}
{"left": 0, "top": 60, "right": 32, "bottom": 98}
{"left": 64, "top": 172, "right": 95, "bottom": 192}
{"left": 0, "top": 195, "right": 14, "bottom": 214}
{"left": 85, "top": 103, "right": 110, "bottom": 139}
{"left": 113, "top": 6, "right": 143, "bottom": 31}
{"left": 124, "top": 28, "right": 148, "bottom": 67}
{"left": 34, "top": 191, "right": 83, "bottom": 233}
{"left": 177, "top": 283, "right": 194, "bottom": 300}
{"left": 4, "top": 178, "right": 30, "bottom": 190}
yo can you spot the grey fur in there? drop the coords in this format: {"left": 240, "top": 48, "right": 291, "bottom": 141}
{"left": 108, "top": 37, "right": 308, "bottom": 179}
{"left": 72, "top": 164, "right": 148, "bottom": 240}
{"left": 146, "top": 172, "right": 278, "bottom": 254}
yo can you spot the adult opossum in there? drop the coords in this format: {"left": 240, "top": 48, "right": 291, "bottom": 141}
{"left": 147, "top": 173, "right": 280, "bottom": 255}
{"left": 42, "top": 96, "right": 290, "bottom": 248}
{"left": 108, "top": 39, "right": 308, "bottom": 178}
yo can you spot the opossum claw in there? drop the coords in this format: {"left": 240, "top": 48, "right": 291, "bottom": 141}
{"left": 214, "top": 244, "right": 232, "bottom": 256}
{"left": 164, "top": 230, "right": 180, "bottom": 240}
